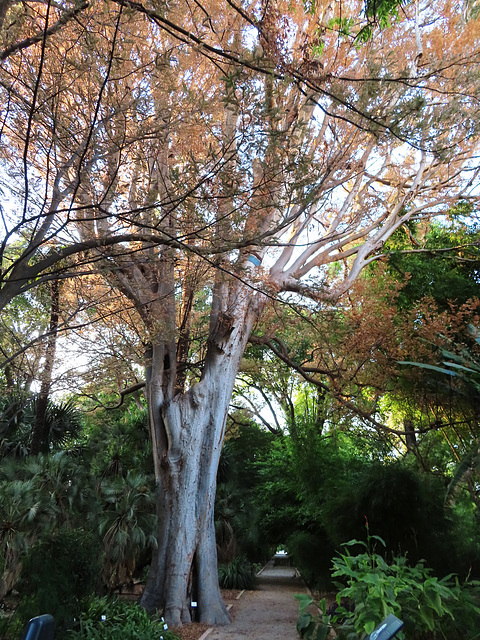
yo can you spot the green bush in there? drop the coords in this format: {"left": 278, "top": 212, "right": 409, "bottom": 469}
{"left": 218, "top": 556, "right": 256, "bottom": 590}
{"left": 331, "top": 539, "right": 456, "bottom": 637}
{"left": 296, "top": 529, "right": 480, "bottom": 640}
{"left": 286, "top": 530, "right": 334, "bottom": 591}
{"left": 66, "top": 597, "right": 179, "bottom": 640}
{"left": 323, "top": 463, "right": 465, "bottom": 576}
{"left": 0, "top": 614, "right": 23, "bottom": 640}
{"left": 16, "top": 528, "right": 103, "bottom": 630}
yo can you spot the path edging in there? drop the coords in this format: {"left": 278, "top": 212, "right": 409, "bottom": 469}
{"left": 197, "top": 589, "right": 246, "bottom": 640}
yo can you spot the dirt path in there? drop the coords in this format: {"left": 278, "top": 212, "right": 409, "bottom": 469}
{"left": 203, "top": 562, "right": 307, "bottom": 640}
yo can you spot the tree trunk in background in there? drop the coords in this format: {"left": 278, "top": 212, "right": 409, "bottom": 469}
{"left": 30, "top": 280, "right": 60, "bottom": 455}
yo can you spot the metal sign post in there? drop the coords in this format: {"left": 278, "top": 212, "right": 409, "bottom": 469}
{"left": 21, "top": 615, "right": 56, "bottom": 640}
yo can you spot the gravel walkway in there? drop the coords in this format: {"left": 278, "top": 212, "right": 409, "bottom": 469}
{"left": 203, "top": 561, "right": 307, "bottom": 640}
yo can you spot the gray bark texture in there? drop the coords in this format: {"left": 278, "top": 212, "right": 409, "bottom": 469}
{"left": 140, "top": 279, "right": 261, "bottom": 626}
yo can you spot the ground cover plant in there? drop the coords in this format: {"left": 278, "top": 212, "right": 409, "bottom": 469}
{"left": 218, "top": 556, "right": 256, "bottom": 591}
{"left": 65, "top": 597, "right": 179, "bottom": 640}
{"left": 16, "top": 528, "right": 102, "bottom": 631}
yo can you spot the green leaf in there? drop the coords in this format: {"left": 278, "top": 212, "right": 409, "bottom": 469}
{"left": 398, "top": 362, "right": 456, "bottom": 376}
{"left": 369, "top": 534, "right": 387, "bottom": 547}
{"left": 297, "top": 616, "right": 315, "bottom": 637}
{"left": 365, "top": 620, "right": 376, "bottom": 634}
{"left": 343, "top": 539, "right": 367, "bottom": 549}
{"left": 419, "top": 606, "right": 435, "bottom": 631}
{"left": 315, "top": 623, "right": 331, "bottom": 640}
{"left": 363, "top": 573, "right": 381, "bottom": 586}
{"left": 295, "top": 594, "right": 314, "bottom": 610}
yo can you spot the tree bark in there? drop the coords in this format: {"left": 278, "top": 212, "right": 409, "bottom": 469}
{"left": 30, "top": 279, "right": 60, "bottom": 455}
{"left": 141, "top": 280, "right": 260, "bottom": 626}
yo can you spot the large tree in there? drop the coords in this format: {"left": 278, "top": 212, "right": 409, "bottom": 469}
{"left": 2, "top": 0, "right": 480, "bottom": 626}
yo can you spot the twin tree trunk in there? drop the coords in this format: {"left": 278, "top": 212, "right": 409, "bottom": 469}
{"left": 140, "top": 281, "right": 260, "bottom": 626}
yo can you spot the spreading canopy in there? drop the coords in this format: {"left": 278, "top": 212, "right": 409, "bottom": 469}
{"left": 1, "top": 0, "right": 479, "bottom": 319}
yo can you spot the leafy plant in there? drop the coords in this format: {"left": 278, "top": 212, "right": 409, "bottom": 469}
{"left": 296, "top": 595, "right": 339, "bottom": 640}
{"left": 218, "top": 556, "right": 256, "bottom": 590}
{"left": 296, "top": 527, "right": 480, "bottom": 640}
{"left": 16, "top": 528, "right": 103, "bottom": 630}
{"left": 0, "top": 452, "right": 97, "bottom": 599}
{"left": 96, "top": 471, "right": 157, "bottom": 590}
{"left": 0, "top": 395, "right": 83, "bottom": 459}
{"left": 82, "top": 405, "right": 152, "bottom": 478}
{"left": 286, "top": 530, "right": 334, "bottom": 591}
{"left": 0, "top": 476, "right": 39, "bottom": 598}
{"left": 0, "top": 394, "right": 31, "bottom": 458}
{"left": 399, "top": 324, "right": 480, "bottom": 513}
{"left": 66, "top": 597, "right": 179, "bottom": 640}
{"left": 331, "top": 536, "right": 456, "bottom": 637}
{"left": 399, "top": 324, "right": 480, "bottom": 393}
{"left": 0, "top": 612, "right": 23, "bottom": 640}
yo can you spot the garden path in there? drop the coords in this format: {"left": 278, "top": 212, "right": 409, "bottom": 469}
{"left": 202, "top": 560, "right": 307, "bottom": 640}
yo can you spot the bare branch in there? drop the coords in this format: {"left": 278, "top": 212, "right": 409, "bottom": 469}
{"left": 0, "top": 1, "right": 89, "bottom": 61}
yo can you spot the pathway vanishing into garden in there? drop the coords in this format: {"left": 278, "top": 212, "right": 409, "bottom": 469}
{"left": 204, "top": 559, "right": 307, "bottom": 640}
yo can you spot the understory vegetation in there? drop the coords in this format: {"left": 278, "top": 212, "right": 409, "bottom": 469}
{"left": 296, "top": 530, "right": 480, "bottom": 640}
{"left": 3, "top": 349, "right": 480, "bottom": 639}
{"left": 3, "top": 269, "right": 480, "bottom": 637}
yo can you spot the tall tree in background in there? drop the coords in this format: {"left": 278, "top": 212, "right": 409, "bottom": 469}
{"left": 30, "top": 279, "right": 60, "bottom": 455}
{"left": 1, "top": 0, "right": 480, "bottom": 626}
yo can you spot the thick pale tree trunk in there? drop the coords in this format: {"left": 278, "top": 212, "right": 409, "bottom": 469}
{"left": 141, "top": 280, "right": 260, "bottom": 626}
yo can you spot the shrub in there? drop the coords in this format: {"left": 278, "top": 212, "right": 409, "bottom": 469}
{"left": 0, "top": 613, "right": 23, "bottom": 640}
{"left": 331, "top": 538, "right": 457, "bottom": 637}
{"left": 296, "top": 528, "right": 480, "bottom": 640}
{"left": 286, "top": 530, "right": 334, "bottom": 591}
{"left": 66, "top": 596, "right": 179, "bottom": 640}
{"left": 218, "top": 556, "right": 256, "bottom": 590}
{"left": 16, "top": 528, "right": 102, "bottom": 630}
{"left": 323, "top": 463, "right": 464, "bottom": 576}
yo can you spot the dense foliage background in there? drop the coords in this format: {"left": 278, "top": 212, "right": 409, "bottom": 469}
{"left": 2, "top": 214, "right": 480, "bottom": 638}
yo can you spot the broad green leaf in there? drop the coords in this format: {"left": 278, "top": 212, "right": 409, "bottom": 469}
{"left": 343, "top": 539, "right": 367, "bottom": 548}
{"left": 295, "top": 594, "right": 314, "bottom": 610}
{"left": 297, "top": 612, "right": 313, "bottom": 633}
{"left": 369, "top": 534, "right": 387, "bottom": 547}
{"left": 365, "top": 620, "right": 376, "bottom": 634}
{"left": 315, "top": 623, "right": 331, "bottom": 640}
{"left": 424, "top": 589, "right": 443, "bottom": 616}
{"left": 419, "top": 606, "right": 435, "bottom": 630}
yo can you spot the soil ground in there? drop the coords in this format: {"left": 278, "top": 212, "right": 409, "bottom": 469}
{"left": 179, "top": 561, "right": 308, "bottom": 640}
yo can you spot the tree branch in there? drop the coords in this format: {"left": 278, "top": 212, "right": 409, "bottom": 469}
{"left": 0, "top": 1, "right": 89, "bottom": 61}
{"left": 250, "top": 334, "right": 439, "bottom": 437}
